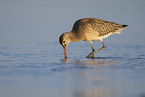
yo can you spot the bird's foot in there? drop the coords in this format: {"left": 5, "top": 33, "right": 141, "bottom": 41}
{"left": 86, "top": 52, "right": 95, "bottom": 58}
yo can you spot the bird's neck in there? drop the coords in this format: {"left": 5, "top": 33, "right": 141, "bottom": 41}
{"left": 66, "top": 32, "right": 82, "bottom": 42}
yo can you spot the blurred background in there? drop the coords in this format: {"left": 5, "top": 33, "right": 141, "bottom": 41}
{"left": 0, "top": 0, "right": 145, "bottom": 46}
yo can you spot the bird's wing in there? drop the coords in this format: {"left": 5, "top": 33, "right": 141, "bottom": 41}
{"left": 89, "top": 19, "right": 123, "bottom": 36}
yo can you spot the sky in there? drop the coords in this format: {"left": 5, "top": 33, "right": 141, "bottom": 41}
{"left": 0, "top": 0, "right": 145, "bottom": 46}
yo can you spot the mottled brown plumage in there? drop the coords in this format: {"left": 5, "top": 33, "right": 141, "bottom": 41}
{"left": 72, "top": 18, "right": 126, "bottom": 37}
{"left": 59, "top": 18, "right": 127, "bottom": 58}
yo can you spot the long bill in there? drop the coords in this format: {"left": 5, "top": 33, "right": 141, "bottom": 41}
{"left": 63, "top": 46, "right": 67, "bottom": 58}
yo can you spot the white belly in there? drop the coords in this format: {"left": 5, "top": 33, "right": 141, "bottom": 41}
{"left": 85, "top": 31, "right": 122, "bottom": 42}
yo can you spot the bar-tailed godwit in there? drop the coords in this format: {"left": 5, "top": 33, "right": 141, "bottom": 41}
{"left": 59, "top": 18, "right": 127, "bottom": 58}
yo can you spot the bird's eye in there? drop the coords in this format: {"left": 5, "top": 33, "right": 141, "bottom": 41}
{"left": 63, "top": 41, "right": 65, "bottom": 43}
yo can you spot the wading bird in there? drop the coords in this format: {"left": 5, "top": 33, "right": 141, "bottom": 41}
{"left": 59, "top": 18, "right": 127, "bottom": 58}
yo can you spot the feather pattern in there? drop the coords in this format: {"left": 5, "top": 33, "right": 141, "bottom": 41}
{"left": 71, "top": 18, "right": 125, "bottom": 36}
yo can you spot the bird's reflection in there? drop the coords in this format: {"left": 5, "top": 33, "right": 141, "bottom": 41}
{"left": 61, "top": 58, "right": 70, "bottom": 63}
{"left": 60, "top": 57, "right": 122, "bottom": 97}
{"left": 61, "top": 57, "right": 120, "bottom": 68}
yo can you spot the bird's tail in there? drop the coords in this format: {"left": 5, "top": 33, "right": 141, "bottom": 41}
{"left": 122, "top": 25, "right": 128, "bottom": 28}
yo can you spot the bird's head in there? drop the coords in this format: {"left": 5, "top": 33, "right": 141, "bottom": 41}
{"left": 59, "top": 33, "right": 71, "bottom": 58}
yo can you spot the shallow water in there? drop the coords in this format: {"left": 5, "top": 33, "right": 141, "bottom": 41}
{"left": 0, "top": 41, "right": 145, "bottom": 97}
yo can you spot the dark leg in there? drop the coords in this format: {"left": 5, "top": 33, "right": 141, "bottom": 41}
{"left": 90, "top": 41, "right": 95, "bottom": 52}
{"left": 86, "top": 41, "right": 106, "bottom": 58}
{"left": 89, "top": 41, "right": 95, "bottom": 57}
